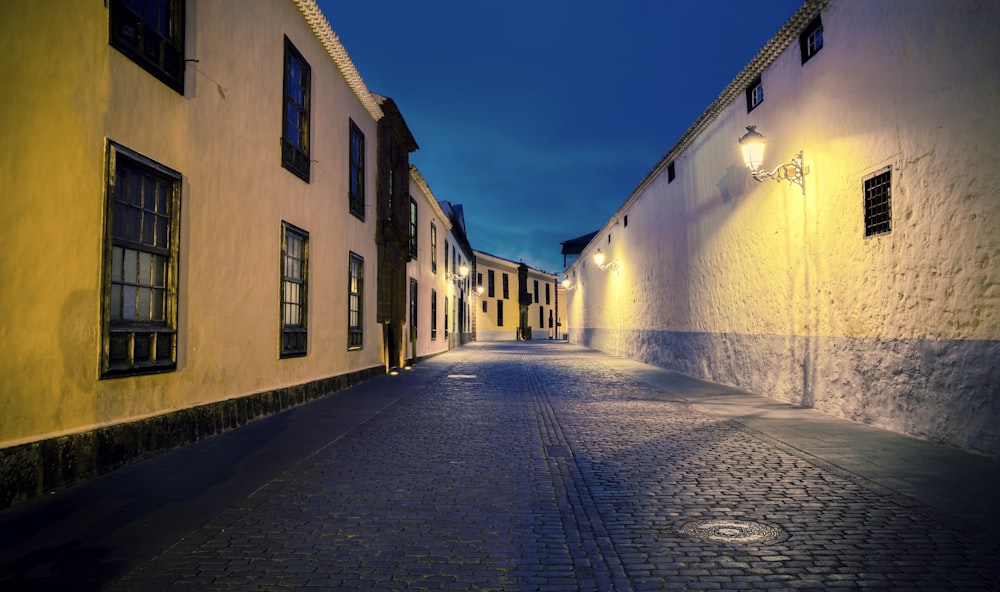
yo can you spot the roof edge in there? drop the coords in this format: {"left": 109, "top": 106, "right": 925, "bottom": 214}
{"left": 293, "top": 0, "right": 384, "bottom": 121}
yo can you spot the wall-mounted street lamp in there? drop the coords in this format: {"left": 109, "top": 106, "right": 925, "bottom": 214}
{"left": 447, "top": 263, "right": 469, "bottom": 282}
{"left": 738, "top": 125, "right": 809, "bottom": 195}
{"left": 560, "top": 278, "right": 577, "bottom": 290}
{"left": 592, "top": 248, "right": 620, "bottom": 272}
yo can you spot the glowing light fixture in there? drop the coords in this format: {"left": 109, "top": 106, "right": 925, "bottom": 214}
{"left": 561, "top": 277, "right": 577, "bottom": 290}
{"left": 738, "top": 125, "right": 809, "bottom": 194}
{"left": 592, "top": 248, "right": 620, "bottom": 272}
{"left": 447, "top": 263, "right": 469, "bottom": 282}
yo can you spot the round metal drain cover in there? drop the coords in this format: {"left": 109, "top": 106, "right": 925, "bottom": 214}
{"left": 679, "top": 519, "right": 784, "bottom": 545}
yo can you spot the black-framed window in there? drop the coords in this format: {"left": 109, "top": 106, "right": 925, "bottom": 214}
{"left": 409, "top": 197, "right": 418, "bottom": 259}
{"left": 348, "top": 252, "right": 364, "bottom": 350}
{"left": 864, "top": 167, "right": 892, "bottom": 237}
{"left": 409, "top": 279, "right": 418, "bottom": 340}
{"left": 282, "top": 37, "right": 311, "bottom": 182}
{"left": 280, "top": 222, "right": 308, "bottom": 357}
{"left": 488, "top": 270, "right": 495, "bottom": 297}
{"left": 431, "top": 290, "right": 438, "bottom": 340}
{"left": 430, "top": 223, "right": 438, "bottom": 273}
{"left": 109, "top": 0, "right": 185, "bottom": 93}
{"left": 533, "top": 280, "right": 539, "bottom": 303}
{"left": 482, "top": 300, "right": 488, "bottom": 313}
{"left": 545, "top": 283, "right": 551, "bottom": 305}
{"left": 497, "top": 300, "right": 504, "bottom": 327}
{"left": 502, "top": 273, "right": 509, "bottom": 300}
{"left": 102, "top": 142, "right": 181, "bottom": 378}
{"left": 746, "top": 76, "right": 764, "bottom": 112}
{"left": 800, "top": 16, "right": 824, "bottom": 64}
{"left": 444, "top": 296, "right": 449, "bottom": 337}
{"left": 349, "top": 120, "right": 365, "bottom": 219}
{"left": 667, "top": 161, "right": 676, "bottom": 183}
{"left": 538, "top": 306, "right": 543, "bottom": 329}
{"left": 444, "top": 240, "right": 450, "bottom": 274}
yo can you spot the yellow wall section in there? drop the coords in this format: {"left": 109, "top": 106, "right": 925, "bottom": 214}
{"left": 0, "top": 1, "right": 384, "bottom": 447}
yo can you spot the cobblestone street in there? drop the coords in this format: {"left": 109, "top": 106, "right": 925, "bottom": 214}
{"left": 105, "top": 342, "right": 999, "bottom": 591}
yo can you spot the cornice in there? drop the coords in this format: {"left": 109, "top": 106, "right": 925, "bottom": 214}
{"left": 293, "top": 0, "right": 384, "bottom": 121}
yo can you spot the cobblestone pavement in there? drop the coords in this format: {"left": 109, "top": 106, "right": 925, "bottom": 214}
{"left": 113, "top": 342, "right": 1000, "bottom": 591}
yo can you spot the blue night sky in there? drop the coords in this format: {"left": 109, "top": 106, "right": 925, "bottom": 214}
{"left": 317, "top": 0, "right": 804, "bottom": 274}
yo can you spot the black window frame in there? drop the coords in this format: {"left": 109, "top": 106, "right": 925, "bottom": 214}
{"left": 431, "top": 289, "right": 438, "bottom": 340}
{"left": 280, "top": 221, "right": 309, "bottom": 358}
{"left": 502, "top": 273, "right": 509, "bottom": 300}
{"left": 409, "top": 197, "right": 418, "bottom": 259}
{"left": 746, "top": 76, "right": 764, "bottom": 112}
{"left": 800, "top": 16, "right": 824, "bottom": 64}
{"left": 282, "top": 37, "right": 311, "bottom": 182}
{"left": 109, "top": 0, "right": 186, "bottom": 94}
{"left": 348, "top": 252, "right": 364, "bottom": 350}
{"left": 488, "top": 269, "right": 495, "bottom": 298}
{"left": 409, "top": 278, "right": 418, "bottom": 341}
{"left": 101, "top": 141, "right": 182, "bottom": 378}
{"left": 430, "top": 223, "right": 438, "bottom": 273}
{"left": 349, "top": 119, "right": 366, "bottom": 220}
{"left": 863, "top": 167, "right": 892, "bottom": 237}
{"left": 497, "top": 300, "right": 504, "bottom": 327}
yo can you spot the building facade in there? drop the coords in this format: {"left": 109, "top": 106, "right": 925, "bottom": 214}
{"left": 475, "top": 252, "right": 558, "bottom": 341}
{"left": 563, "top": 0, "right": 1000, "bottom": 454}
{"left": 0, "top": 0, "right": 393, "bottom": 507}
{"left": 404, "top": 166, "right": 473, "bottom": 363}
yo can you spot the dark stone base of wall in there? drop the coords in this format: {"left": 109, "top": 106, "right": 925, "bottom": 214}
{"left": 0, "top": 366, "right": 384, "bottom": 510}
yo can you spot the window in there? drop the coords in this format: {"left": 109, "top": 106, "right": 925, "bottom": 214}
{"left": 349, "top": 120, "right": 365, "bottom": 219}
{"left": 864, "top": 167, "right": 892, "bottom": 237}
{"left": 444, "top": 240, "right": 450, "bottom": 274}
{"left": 109, "top": 0, "right": 185, "bottom": 93}
{"left": 101, "top": 142, "right": 181, "bottom": 377}
{"left": 348, "top": 252, "right": 363, "bottom": 349}
{"left": 533, "top": 280, "right": 539, "bottom": 303}
{"left": 800, "top": 16, "right": 824, "bottom": 64}
{"left": 746, "top": 76, "right": 764, "bottom": 112}
{"left": 409, "top": 279, "right": 418, "bottom": 340}
{"left": 431, "top": 290, "right": 438, "bottom": 340}
{"left": 497, "top": 300, "right": 504, "bottom": 327}
{"left": 430, "top": 223, "right": 437, "bottom": 273}
{"left": 502, "top": 274, "right": 509, "bottom": 300}
{"left": 488, "top": 269, "right": 495, "bottom": 297}
{"left": 538, "top": 306, "right": 543, "bottom": 329}
{"left": 667, "top": 161, "right": 676, "bottom": 182}
{"left": 282, "top": 37, "right": 311, "bottom": 182}
{"left": 409, "top": 197, "right": 418, "bottom": 259}
{"left": 280, "top": 222, "right": 308, "bottom": 357}
{"left": 477, "top": 272, "right": 483, "bottom": 294}
{"left": 444, "top": 296, "right": 449, "bottom": 337}
{"left": 482, "top": 300, "right": 488, "bottom": 313}
{"left": 545, "top": 283, "right": 550, "bottom": 305}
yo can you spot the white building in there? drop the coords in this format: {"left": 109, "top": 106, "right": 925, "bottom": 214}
{"left": 563, "top": 0, "right": 1000, "bottom": 454}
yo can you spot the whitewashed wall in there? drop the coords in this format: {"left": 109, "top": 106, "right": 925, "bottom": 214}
{"left": 565, "top": 0, "right": 1000, "bottom": 454}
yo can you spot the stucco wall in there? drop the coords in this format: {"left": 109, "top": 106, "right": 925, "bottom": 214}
{"left": 0, "top": 1, "right": 384, "bottom": 448}
{"left": 565, "top": 0, "right": 1000, "bottom": 454}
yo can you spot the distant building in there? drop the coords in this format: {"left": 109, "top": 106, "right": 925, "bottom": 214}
{"left": 438, "top": 200, "right": 476, "bottom": 347}
{"left": 405, "top": 167, "right": 474, "bottom": 363}
{"left": 0, "top": 0, "right": 438, "bottom": 508}
{"left": 563, "top": 0, "right": 1000, "bottom": 454}
{"left": 474, "top": 252, "right": 557, "bottom": 341}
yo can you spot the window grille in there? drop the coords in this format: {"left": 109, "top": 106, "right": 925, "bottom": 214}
{"left": 864, "top": 167, "right": 892, "bottom": 237}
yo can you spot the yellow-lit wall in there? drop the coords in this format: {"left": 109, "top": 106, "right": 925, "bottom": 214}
{"left": 406, "top": 168, "right": 453, "bottom": 360}
{"left": 475, "top": 252, "right": 556, "bottom": 341}
{"left": 0, "top": 1, "right": 383, "bottom": 448}
{"left": 565, "top": 0, "right": 1000, "bottom": 453}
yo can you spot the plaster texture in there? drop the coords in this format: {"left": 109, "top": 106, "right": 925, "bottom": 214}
{"left": 564, "top": 0, "right": 1000, "bottom": 454}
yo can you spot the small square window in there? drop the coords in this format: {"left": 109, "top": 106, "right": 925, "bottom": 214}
{"left": 800, "top": 16, "right": 824, "bottom": 64}
{"left": 864, "top": 167, "right": 892, "bottom": 237}
{"left": 746, "top": 76, "right": 764, "bottom": 112}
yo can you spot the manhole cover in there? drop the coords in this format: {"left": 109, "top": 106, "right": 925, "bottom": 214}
{"left": 679, "top": 519, "right": 784, "bottom": 545}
